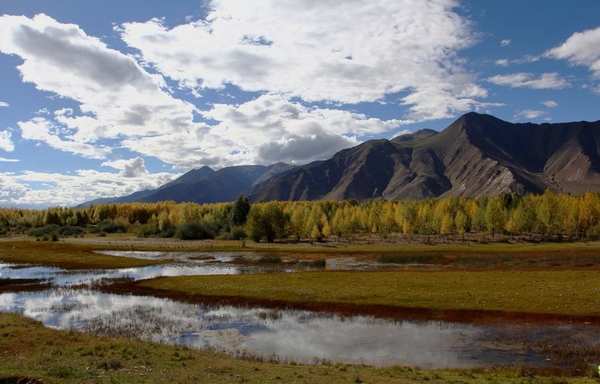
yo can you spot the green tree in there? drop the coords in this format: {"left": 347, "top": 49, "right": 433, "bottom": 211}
{"left": 229, "top": 195, "right": 251, "bottom": 226}
{"left": 246, "top": 203, "right": 288, "bottom": 243}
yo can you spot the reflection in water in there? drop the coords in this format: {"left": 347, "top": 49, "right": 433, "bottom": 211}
{"left": 0, "top": 287, "right": 515, "bottom": 368}
{"left": 0, "top": 256, "right": 596, "bottom": 368}
{"left": 0, "top": 257, "right": 240, "bottom": 287}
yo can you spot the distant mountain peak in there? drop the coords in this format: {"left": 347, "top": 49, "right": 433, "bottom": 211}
{"left": 252, "top": 112, "right": 600, "bottom": 202}
{"left": 392, "top": 128, "right": 438, "bottom": 143}
{"left": 80, "top": 113, "right": 600, "bottom": 207}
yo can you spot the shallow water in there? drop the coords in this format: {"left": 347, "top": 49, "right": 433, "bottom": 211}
{"left": 0, "top": 286, "right": 554, "bottom": 368}
{"left": 0, "top": 252, "right": 597, "bottom": 368}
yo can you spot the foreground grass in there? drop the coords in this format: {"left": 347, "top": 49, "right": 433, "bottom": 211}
{"left": 0, "top": 238, "right": 169, "bottom": 269}
{"left": 0, "top": 313, "right": 597, "bottom": 384}
{"left": 138, "top": 269, "right": 600, "bottom": 318}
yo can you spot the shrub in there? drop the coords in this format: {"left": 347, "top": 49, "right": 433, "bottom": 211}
{"left": 309, "top": 259, "right": 327, "bottom": 268}
{"left": 230, "top": 226, "right": 247, "bottom": 240}
{"left": 175, "top": 220, "right": 215, "bottom": 240}
{"left": 29, "top": 224, "right": 60, "bottom": 237}
{"left": 138, "top": 222, "right": 177, "bottom": 238}
{"left": 59, "top": 226, "right": 85, "bottom": 237}
{"left": 257, "top": 255, "right": 282, "bottom": 264}
{"left": 378, "top": 254, "right": 436, "bottom": 264}
{"left": 93, "top": 220, "right": 126, "bottom": 234}
{"left": 29, "top": 225, "right": 85, "bottom": 238}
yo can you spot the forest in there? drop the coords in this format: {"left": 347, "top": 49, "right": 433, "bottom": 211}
{"left": 1, "top": 190, "right": 600, "bottom": 243}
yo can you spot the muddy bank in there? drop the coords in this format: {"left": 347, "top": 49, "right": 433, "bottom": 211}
{"left": 0, "top": 278, "right": 50, "bottom": 293}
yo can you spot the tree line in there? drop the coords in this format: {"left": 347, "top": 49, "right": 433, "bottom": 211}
{"left": 2, "top": 190, "right": 600, "bottom": 242}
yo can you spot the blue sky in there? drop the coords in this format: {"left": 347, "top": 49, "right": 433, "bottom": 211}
{"left": 1, "top": 0, "right": 599, "bottom": 208}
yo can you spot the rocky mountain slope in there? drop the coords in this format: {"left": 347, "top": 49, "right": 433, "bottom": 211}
{"left": 81, "top": 112, "right": 600, "bottom": 206}
{"left": 250, "top": 112, "right": 600, "bottom": 201}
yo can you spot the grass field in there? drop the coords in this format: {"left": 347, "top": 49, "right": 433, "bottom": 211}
{"left": 134, "top": 269, "right": 600, "bottom": 320}
{"left": 3, "top": 236, "right": 600, "bottom": 382}
{"left": 0, "top": 238, "right": 170, "bottom": 269}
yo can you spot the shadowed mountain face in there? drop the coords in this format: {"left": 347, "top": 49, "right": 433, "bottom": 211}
{"left": 136, "top": 163, "right": 297, "bottom": 204}
{"left": 250, "top": 113, "right": 600, "bottom": 201}
{"left": 79, "top": 163, "right": 296, "bottom": 207}
{"left": 80, "top": 112, "right": 600, "bottom": 207}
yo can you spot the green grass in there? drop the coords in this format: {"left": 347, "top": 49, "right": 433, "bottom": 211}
{"left": 0, "top": 313, "right": 597, "bottom": 383}
{"left": 138, "top": 269, "right": 600, "bottom": 317}
{"left": 0, "top": 239, "right": 169, "bottom": 269}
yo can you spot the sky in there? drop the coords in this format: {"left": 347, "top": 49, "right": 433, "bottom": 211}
{"left": 1, "top": 1, "right": 600, "bottom": 208}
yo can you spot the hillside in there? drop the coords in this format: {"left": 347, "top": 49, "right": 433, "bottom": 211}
{"left": 81, "top": 113, "right": 600, "bottom": 206}
{"left": 251, "top": 113, "right": 600, "bottom": 201}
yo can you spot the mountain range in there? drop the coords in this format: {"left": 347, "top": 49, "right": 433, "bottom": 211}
{"left": 80, "top": 112, "right": 600, "bottom": 207}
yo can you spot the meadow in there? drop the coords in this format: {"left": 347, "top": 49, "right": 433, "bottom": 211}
{"left": 2, "top": 235, "right": 600, "bottom": 382}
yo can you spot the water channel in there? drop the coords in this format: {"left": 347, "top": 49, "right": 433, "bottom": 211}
{"left": 1, "top": 251, "right": 598, "bottom": 369}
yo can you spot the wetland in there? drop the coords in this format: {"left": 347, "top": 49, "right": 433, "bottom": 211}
{"left": 2, "top": 237, "right": 600, "bottom": 382}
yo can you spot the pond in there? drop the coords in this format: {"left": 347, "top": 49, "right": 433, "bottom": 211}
{"left": 1, "top": 251, "right": 598, "bottom": 369}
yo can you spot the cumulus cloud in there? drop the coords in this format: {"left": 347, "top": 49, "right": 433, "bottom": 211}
{"left": 102, "top": 157, "right": 149, "bottom": 178}
{"left": 18, "top": 117, "right": 110, "bottom": 158}
{"left": 515, "top": 110, "right": 545, "bottom": 120}
{"left": 542, "top": 100, "right": 558, "bottom": 108}
{"left": 495, "top": 59, "right": 509, "bottom": 67}
{"left": 121, "top": 0, "right": 486, "bottom": 120}
{"left": 200, "top": 94, "right": 403, "bottom": 165}
{"left": 0, "top": 130, "right": 14, "bottom": 152}
{"left": 0, "top": 14, "right": 202, "bottom": 163}
{"left": 0, "top": 169, "right": 179, "bottom": 207}
{"left": 0, "top": 157, "right": 19, "bottom": 162}
{"left": 0, "top": 102, "right": 8, "bottom": 107}
{"left": 500, "top": 39, "right": 511, "bottom": 47}
{"left": 0, "top": 12, "right": 421, "bottom": 172}
{"left": 546, "top": 26, "right": 600, "bottom": 78}
{"left": 487, "top": 72, "right": 570, "bottom": 89}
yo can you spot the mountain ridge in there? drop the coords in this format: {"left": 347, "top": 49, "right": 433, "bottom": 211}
{"left": 251, "top": 112, "right": 600, "bottom": 201}
{"left": 79, "top": 112, "right": 600, "bottom": 207}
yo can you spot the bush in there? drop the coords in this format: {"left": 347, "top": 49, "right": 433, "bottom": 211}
{"left": 175, "top": 220, "right": 215, "bottom": 240}
{"left": 136, "top": 223, "right": 175, "bottom": 238}
{"left": 257, "top": 255, "right": 282, "bottom": 264}
{"left": 230, "top": 226, "right": 247, "bottom": 240}
{"left": 378, "top": 254, "right": 436, "bottom": 264}
{"left": 59, "top": 226, "right": 85, "bottom": 237}
{"left": 93, "top": 220, "right": 126, "bottom": 234}
{"left": 29, "top": 224, "right": 60, "bottom": 237}
{"left": 309, "top": 259, "right": 327, "bottom": 268}
{"left": 29, "top": 225, "right": 85, "bottom": 238}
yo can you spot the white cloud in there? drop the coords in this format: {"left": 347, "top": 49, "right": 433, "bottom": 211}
{"left": 200, "top": 94, "right": 404, "bottom": 165}
{"left": 542, "top": 100, "right": 558, "bottom": 108}
{"left": 101, "top": 156, "right": 149, "bottom": 178}
{"left": 0, "top": 169, "right": 179, "bottom": 207}
{"left": 0, "top": 157, "right": 19, "bottom": 162}
{"left": 0, "top": 102, "right": 8, "bottom": 107}
{"left": 545, "top": 26, "right": 600, "bottom": 78}
{"left": 515, "top": 110, "right": 545, "bottom": 120}
{"left": 487, "top": 72, "right": 570, "bottom": 89}
{"left": 0, "top": 14, "right": 203, "bottom": 163}
{"left": 500, "top": 39, "right": 511, "bottom": 47}
{"left": 121, "top": 0, "right": 487, "bottom": 120}
{"left": 18, "top": 117, "right": 110, "bottom": 159}
{"left": 0, "top": 12, "right": 423, "bottom": 171}
{"left": 495, "top": 59, "right": 509, "bottom": 67}
{"left": 0, "top": 130, "right": 14, "bottom": 152}
{"left": 390, "top": 129, "right": 413, "bottom": 139}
